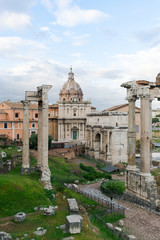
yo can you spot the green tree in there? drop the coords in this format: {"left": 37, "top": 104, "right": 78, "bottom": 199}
{"left": 29, "top": 134, "right": 53, "bottom": 150}
{"left": 152, "top": 118, "right": 159, "bottom": 124}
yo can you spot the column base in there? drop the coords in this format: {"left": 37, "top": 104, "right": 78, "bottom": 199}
{"left": 36, "top": 164, "right": 41, "bottom": 170}
{"left": 41, "top": 167, "right": 52, "bottom": 190}
{"left": 21, "top": 167, "right": 30, "bottom": 174}
{"left": 126, "top": 165, "right": 138, "bottom": 171}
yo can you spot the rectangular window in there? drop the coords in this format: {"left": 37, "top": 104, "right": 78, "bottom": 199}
{"left": 35, "top": 113, "right": 38, "bottom": 118}
{"left": 32, "top": 123, "right": 35, "bottom": 128}
{"left": 4, "top": 122, "right": 8, "bottom": 128}
{"left": 15, "top": 113, "right": 19, "bottom": 118}
{"left": 17, "top": 134, "right": 20, "bottom": 140}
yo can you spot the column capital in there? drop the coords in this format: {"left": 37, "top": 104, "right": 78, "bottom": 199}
{"left": 139, "top": 94, "right": 153, "bottom": 101}
{"left": 127, "top": 96, "right": 137, "bottom": 102}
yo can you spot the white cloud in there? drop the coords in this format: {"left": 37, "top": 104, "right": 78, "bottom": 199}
{"left": 0, "top": 37, "right": 46, "bottom": 56}
{"left": 0, "top": 11, "right": 31, "bottom": 31}
{"left": 40, "top": 26, "right": 50, "bottom": 32}
{"left": 55, "top": 6, "right": 108, "bottom": 27}
{"left": 44, "top": 0, "right": 109, "bottom": 27}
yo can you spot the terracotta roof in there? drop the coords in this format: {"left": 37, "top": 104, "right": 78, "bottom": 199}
{"left": 2, "top": 101, "right": 38, "bottom": 109}
{"left": 103, "top": 104, "right": 140, "bottom": 113}
{"left": 49, "top": 104, "right": 59, "bottom": 108}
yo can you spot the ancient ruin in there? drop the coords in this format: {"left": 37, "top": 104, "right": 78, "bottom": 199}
{"left": 85, "top": 111, "right": 128, "bottom": 164}
{"left": 121, "top": 75, "right": 160, "bottom": 209}
{"left": 22, "top": 85, "right": 52, "bottom": 189}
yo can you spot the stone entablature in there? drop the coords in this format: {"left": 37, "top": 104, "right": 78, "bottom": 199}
{"left": 85, "top": 111, "right": 128, "bottom": 165}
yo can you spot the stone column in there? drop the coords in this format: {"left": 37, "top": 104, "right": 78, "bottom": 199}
{"left": 22, "top": 100, "right": 30, "bottom": 173}
{"left": 91, "top": 128, "right": 93, "bottom": 149}
{"left": 39, "top": 85, "right": 52, "bottom": 189}
{"left": 107, "top": 130, "right": 111, "bottom": 162}
{"left": 127, "top": 97, "right": 137, "bottom": 171}
{"left": 100, "top": 132, "right": 103, "bottom": 151}
{"left": 149, "top": 99, "right": 153, "bottom": 167}
{"left": 140, "top": 95, "right": 152, "bottom": 176}
{"left": 37, "top": 100, "right": 42, "bottom": 169}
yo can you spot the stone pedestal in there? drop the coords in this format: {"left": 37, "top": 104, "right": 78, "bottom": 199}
{"left": 125, "top": 169, "right": 159, "bottom": 209}
{"left": 66, "top": 215, "right": 83, "bottom": 234}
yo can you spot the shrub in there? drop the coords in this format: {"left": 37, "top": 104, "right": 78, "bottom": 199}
{"left": 101, "top": 180, "right": 125, "bottom": 195}
{"left": 83, "top": 173, "right": 95, "bottom": 181}
{"left": 79, "top": 163, "right": 96, "bottom": 173}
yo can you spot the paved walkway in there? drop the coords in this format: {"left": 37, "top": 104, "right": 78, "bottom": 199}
{"left": 79, "top": 182, "right": 160, "bottom": 240}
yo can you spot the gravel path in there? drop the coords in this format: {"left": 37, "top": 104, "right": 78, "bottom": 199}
{"left": 80, "top": 182, "right": 160, "bottom": 240}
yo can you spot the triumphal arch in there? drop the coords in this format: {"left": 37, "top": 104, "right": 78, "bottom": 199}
{"left": 21, "top": 85, "right": 52, "bottom": 189}
{"left": 121, "top": 74, "right": 160, "bottom": 209}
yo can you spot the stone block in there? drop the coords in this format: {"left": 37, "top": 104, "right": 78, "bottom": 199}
{"left": 127, "top": 235, "right": 136, "bottom": 240}
{"left": 67, "top": 198, "right": 79, "bottom": 215}
{"left": 114, "top": 227, "right": 122, "bottom": 232}
{"left": 14, "top": 212, "right": 26, "bottom": 222}
{"left": 106, "top": 223, "right": 113, "bottom": 229}
{"left": 44, "top": 206, "right": 55, "bottom": 216}
{"left": 66, "top": 215, "right": 83, "bottom": 234}
{"left": 0, "top": 232, "right": 12, "bottom": 240}
{"left": 118, "top": 219, "right": 124, "bottom": 227}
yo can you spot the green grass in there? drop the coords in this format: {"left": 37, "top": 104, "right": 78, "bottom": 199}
{"left": 0, "top": 172, "right": 53, "bottom": 218}
{"left": 0, "top": 153, "right": 126, "bottom": 240}
{"left": 90, "top": 215, "right": 120, "bottom": 240}
{"left": 49, "top": 156, "right": 86, "bottom": 185}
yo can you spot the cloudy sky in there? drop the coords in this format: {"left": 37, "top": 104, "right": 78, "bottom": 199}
{"left": 1, "top": 0, "right": 160, "bottom": 110}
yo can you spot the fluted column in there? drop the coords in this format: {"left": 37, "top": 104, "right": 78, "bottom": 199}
{"left": 39, "top": 85, "right": 52, "bottom": 189}
{"left": 127, "top": 97, "right": 137, "bottom": 171}
{"left": 37, "top": 100, "right": 42, "bottom": 169}
{"left": 140, "top": 95, "right": 152, "bottom": 176}
{"left": 22, "top": 100, "right": 30, "bottom": 172}
{"left": 149, "top": 99, "right": 153, "bottom": 167}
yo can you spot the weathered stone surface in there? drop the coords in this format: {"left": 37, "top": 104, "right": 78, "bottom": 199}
{"left": 118, "top": 219, "right": 124, "bottom": 227}
{"left": 67, "top": 198, "right": 79, "bottom": 215}
{"left": 0, "top": 232, "right": 12, "bottom": 240}
{"left": 14, "top": 212, "right": 26, "bottom": 222}
{"left": 34, "top": 227, "right": 47, "bottom": 236}
{"left": 59, "top": 225, "right": 66, "bottom": 230}
{"left": 44, "top": 206, "right": 55, "bottom": 216}
{"left": 66, "top": 215, "right": 83, "bottom": 234}
{"left": 106, "top": 223, "right": 113, "bottom": 229}
{"left": 114, "top": 227, "right": 122, "bottom": 232}
{"left": 127, "top": 235, "right": 136, "bottom": 240}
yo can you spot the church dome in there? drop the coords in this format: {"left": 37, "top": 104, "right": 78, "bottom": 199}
{"left": 59, "top": 68, "right": 83, "bottom": 102}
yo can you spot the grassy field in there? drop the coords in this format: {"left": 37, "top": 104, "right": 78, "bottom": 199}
{"left": 0, "top": 150, "right": 124, "bottom": 240}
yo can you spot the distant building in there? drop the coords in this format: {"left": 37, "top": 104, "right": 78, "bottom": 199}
{"left": 85, "top": 111, "right": 128, "bottom": 164}
{"left": 0, "top": 100, "right": 38, "bottom": 141}
{"left": 58, "top": 68, "right": 94, "bottom": 143}
{"left": 48, "top": 103, "right": 58, "bottom": 141}
{"left": 103, "top": 104, "right": 140, "bottom": 139}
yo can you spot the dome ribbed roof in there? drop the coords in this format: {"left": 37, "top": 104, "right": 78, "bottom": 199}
{"left": 59, "top": 68, "right": 83, "bottom": 102}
